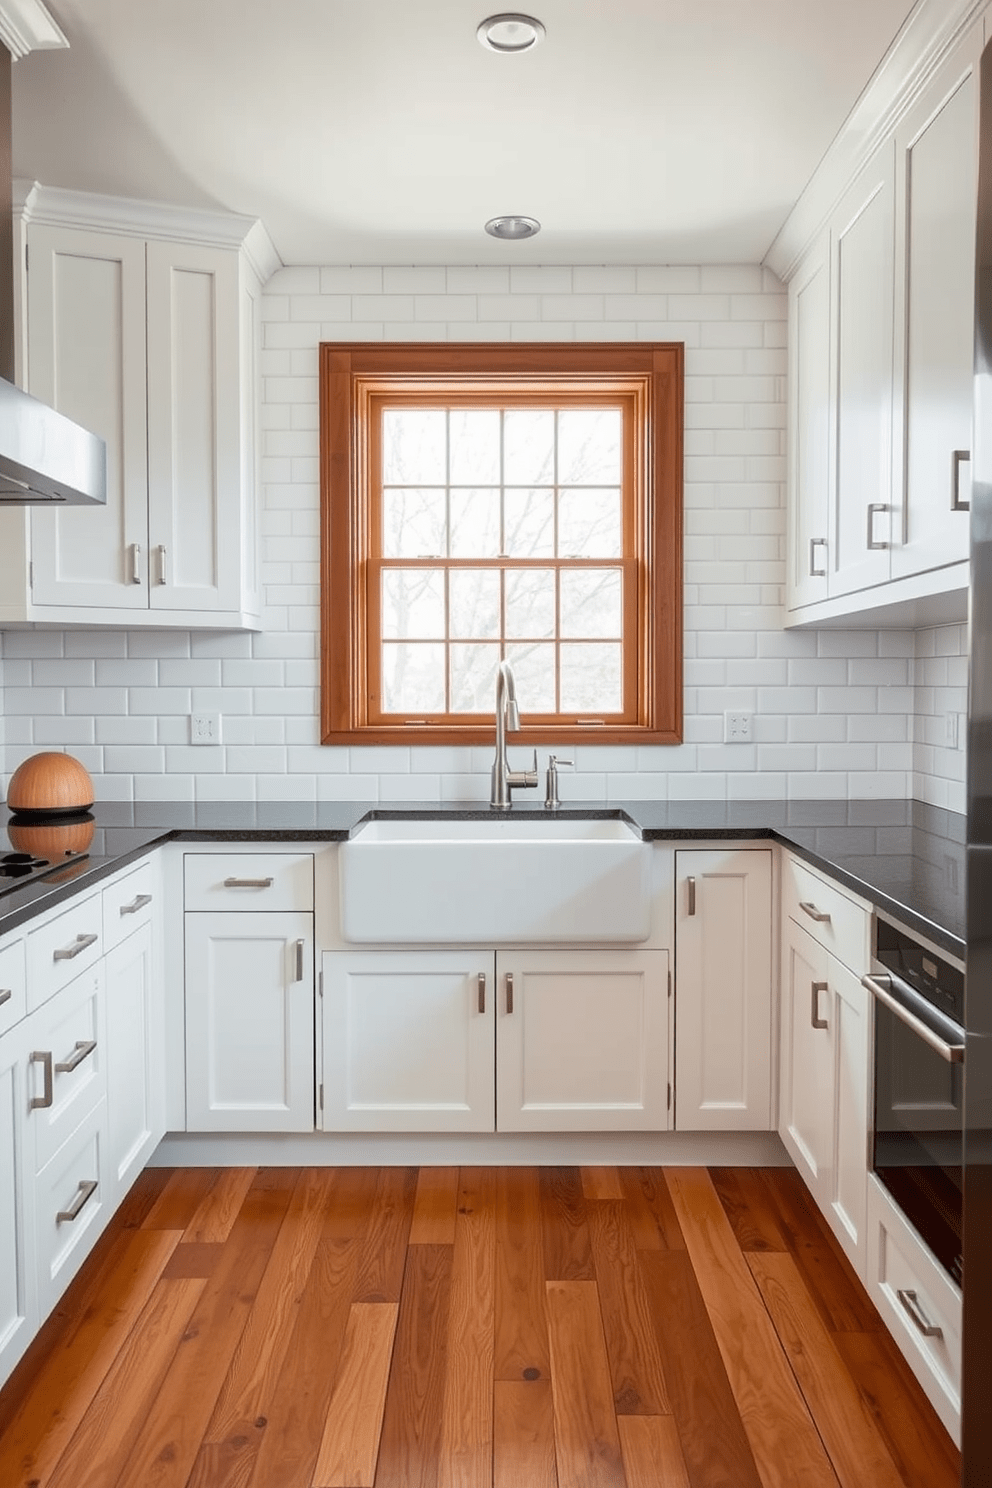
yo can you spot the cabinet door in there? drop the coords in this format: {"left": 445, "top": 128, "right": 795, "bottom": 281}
{"left": 780, "top": 922, "right": 834, "bottom": 1191}
{"left": 674, "top": 849, "right": 773, "bottom": 1130}
{"left": 787, "top": 242, "right": 831, "bottom": 608}
{"left": 185, "top": 912, "right": 314, "bottom": 1132}
{"left": 891, "top": 26, "right": 981, "bottom": 579}
{"left": 320, "top": 950, "right": 494, "bottom": 1133}
{"left": 105, "top": 923, "right": 164, "bottom": 1203}
{"left": 827, "top": 960, "right": 869, "bottom": 1273}
{"left": 146, "top": 241, "right": 245, "bottom": 614}
{"left": 495, "top": 949, "right": 669, "bottom": 1133}
{"left": 830, "top": 151, "right": 896, "bottom": 596}
{"left": 0, "top": 1022, "right": 36, "bottom": 1387}
{"left": 26, "top": 225, "right": 149, "bottom": 609}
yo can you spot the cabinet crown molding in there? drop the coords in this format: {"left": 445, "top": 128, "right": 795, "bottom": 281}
{"left": 14, "top": 179, "right": 283, "bottom": 284}
{"left": 0, "top": 0, "right": 66, "bottom": 59}
{"left": 766, "top": 0, "right": 988, "bottom": 281}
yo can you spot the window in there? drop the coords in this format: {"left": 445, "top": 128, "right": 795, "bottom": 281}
{"left": 319, "top": 343, "right": 683, "bottom": 745}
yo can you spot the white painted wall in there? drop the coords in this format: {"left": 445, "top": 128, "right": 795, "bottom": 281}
{"left": 912, "top": 623, "right": 968, "bottom": 814}
{"left": 1, "top": 263, "right": 919, "bottom": 805}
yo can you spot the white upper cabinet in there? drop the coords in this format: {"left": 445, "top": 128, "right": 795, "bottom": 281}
{"left": 786, "top": 244, "right": 831, "bottom": 610}
{"left": 0, "top": 186, "right": 278, "bottom": 629}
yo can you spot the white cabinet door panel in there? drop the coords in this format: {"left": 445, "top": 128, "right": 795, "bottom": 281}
{"left": 831, "top": 961, "right": 869, "bottom": 1262}
{"left": 105, "top": 924, "right": 164, "bottom": 1202}
{"left": 496, "top": 949, "right": 669, "bottom": 1133}
{"left": 780, "top": 925, "right": 833, "bottom": 1188}
{"left": 321, "top": 951, "right": 494, "bottom": 1133}
{"left": 787, "top": 245, "right": 831, "bottom": 608}
{"left": 0, "top": 1022, "right": 35, "bottom": 1385}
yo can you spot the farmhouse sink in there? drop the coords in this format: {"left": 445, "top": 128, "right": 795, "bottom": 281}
{"left": 338, "top": 813, "right": 652, "bottom": 944}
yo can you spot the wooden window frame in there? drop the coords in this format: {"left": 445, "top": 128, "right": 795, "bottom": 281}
{"left": 319, "top": 343, "right": 683, "bottom": 746}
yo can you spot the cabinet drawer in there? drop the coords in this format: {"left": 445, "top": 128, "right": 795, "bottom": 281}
{"left": 0, "top": 936, "right": 26, "bottom": 1037}
{"left": 783, "top": 855, "right": 869, "bottom": 973}
{"left": 27, "top": 966, "right": 106, "bottom": 1174}
{"left": 102, "top": 859, "right": 157, "bottom": 953}
{"left": 34, "top": 1097, "right": 109, "bottom": 1316}
{"left": 183, "top": 852, "right": 314, "bottom": 912}
{"left": 27, "top": 892, "right": 103, "bottom": 1012}
{"left": 866, "top": 1176, "right": 961, "bottom": 1442}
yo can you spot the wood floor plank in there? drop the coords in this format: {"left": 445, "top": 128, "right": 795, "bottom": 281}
{"left": 350, "top": 1167, "right": 418, "bottom": 1303}
{"left": 581, "top": 1167, "right": 624, "bottom": 1201}
{"left": 665, "top": 1168, "right": 840, "bottom": 1488}
{"left": 622, "top": 1168, "right": 687, "bottom": 1251}
{"left": 45, "top": 1278, "right": 207, "bottom": 1488}
{"left": 832, "top": 1330, "right": 960, "bottom": 1488}
{"left": 545, "top": 1279, "right": 626, "bottom": 1488}
{"left": 160, "top": 1242, "right": 224, "bottom": 1279}
{"left": 203, "top": 1168, "right": 337, "bottom": 1447}
{"left": 0, "top": 1227, "right": 182, "bottom": 1488}
{"left": 638, "top": 1249, "right": 763, "bottom": 1488}
{"left": 109, "top": 1164, "right": 174, "bottom": 1230}
{"left": 140, "top": 1167, "right": 223, "bottom": 1231}
{"left": 495, "top": 1166, "right": 552, "bottom": 1383}
{"left": 710, "top": 1167, "right": 788, "bottom": 1254}
{"left": 747, "top": 1251, "right": 907, "bottom": 1488}
{"left": 312, "top": 1302, "right": 399, "bottom": 1488}
{"left": 111, "top": 1172, "right": 294, "bottom": 1488}
{"left": 438, "top": 1169, "right": 496, "bottom": 1488}
{"left": 494, "top": 1380, "right": 558, "bottom": 1488}
{"left": 409, "top": 1166, "right": 459, "bottom": 1245}
{"left": 540, "top": 1167, "right": 595, "bottom": 1282}
{"left": 373, "top": 1242, "right": 453, "bottom": 1488}
{"left": 759, "top": 1167, "right": 881, "bottom": 1333}
{"left": 233, "top": 1237, "right": 358, "bottom": 1488}
{"left": 181, "top": 1166, "right": 261, "bottom": 1244}
{"left": 617, "top": 1416, "right": 691, "bottom": 1488}
{"left": 319, "top": 1166, "right": 380, "bottom": 1242}
{"left": 586, "top": 1200, "right": 671, "bottom": 1416}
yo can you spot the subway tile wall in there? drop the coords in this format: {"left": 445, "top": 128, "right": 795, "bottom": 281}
{"left": 1, "top": 263, "right": 919, "bottom": 805}
{"left": 912, "top": 623, "right": 968, "bottom": 814}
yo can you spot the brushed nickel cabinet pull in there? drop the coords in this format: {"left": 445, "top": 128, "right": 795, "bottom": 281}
{"left": 0, "top": 988, "right": 11, "bottom": 1007}
{"left": 506, "top": 971, "right": 514, "bottom": 1015}
{"left": 295, "top": 939, "right": 305, "bottom": 982}
{"left": 53, "top": 932, "right": 98, "bottom": 962}
{"left": 799, "top": 900, "right": 830, "bottom": 923}
{"left": 687, "top": 877, "right": 696, "bottom": 916}
{"left": 131, "top": 541, "right": 142, "bottom": 584}
{"left": 811, "top": 980, "right": 829, "bottom": 1031}
{"left": 867, "top": 502, "right": 890, "bottom": 550}
{"left": 57, "top": 1179, "right": 98, "bottom": 1225}
{"left": 951, "top": 449, "right": 971, "bottom": 512}
{"left": 809, "top": 537, "right": 828, "bottom": 577}
{"left": 158, "top": 544, "right": 168, "bottom": 584}
{"left": 29, "top": 1050, "right": 53, "bottom": 1110}
{"left": 120, "top": 893, "right": 152, "bottom": 916}
{"left": 897, "top": 1288, "right": 943, "bottom": 1339}
{"left": 223, "top": 877, "right": 274, "bottom": 889}
{"left": 478, "top": 971, "right": 486, "bottom": 1014}
{"left": 55, "top": 1039, "right": 97, "bottom": 1074}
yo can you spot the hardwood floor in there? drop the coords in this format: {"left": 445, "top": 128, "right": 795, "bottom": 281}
{"left": 0, "top": 1165, "right": 961, "bottom": 1488}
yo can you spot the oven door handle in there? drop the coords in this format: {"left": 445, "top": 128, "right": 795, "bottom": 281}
{"left": 861, "top": 974, "right": 965, "bottom": 1064}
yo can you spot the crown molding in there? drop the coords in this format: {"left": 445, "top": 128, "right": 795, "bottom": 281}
{"left": 0, "top": 0, "right": 66, "bottom": 58}
{"left": 765, "top": 0, "right": 988, "bottom": 281}
{"left": 14, "top": 180, "right": 283, "bottom": 283}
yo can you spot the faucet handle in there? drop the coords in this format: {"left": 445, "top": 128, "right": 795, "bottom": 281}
{"left": 507, "top": 750, "right": 539, "bottom": 790}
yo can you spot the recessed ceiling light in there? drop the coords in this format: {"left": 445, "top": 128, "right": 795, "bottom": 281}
{"left": 485, "top": 215, "right": 541, "bottom": 240}
{"left": 477, "top": 13, "right": 546, "bottom": 53}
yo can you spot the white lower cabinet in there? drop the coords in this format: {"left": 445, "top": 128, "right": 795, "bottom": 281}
{"left": 320, "top": 947, "right": 670, "bottom": 1134}
{"left": 673, "top": 848, "right": 773, "bottom": 1130}
{"left": 105, "top": 923, "right": 165, "bottom": 1204}
{"left": 0, "top": 1015, "right": 36, "bottom": 1384}
{"left": 185, "top": 911, "right": 315, "bottom": 1132}
{"left": 33, "top": 1096, "right": 110, "bottom": 1317}
{"left": 780, "top": 917, "right": 869, "bottom": 1276}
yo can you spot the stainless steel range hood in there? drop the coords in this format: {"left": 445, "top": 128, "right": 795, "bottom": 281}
{"left": 0, "top": 376, "right": 106, "bottom": 503}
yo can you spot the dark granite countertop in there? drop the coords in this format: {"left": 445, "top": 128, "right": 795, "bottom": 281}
{"left": 0, "top": 798, "right": 967, "bottom": 959}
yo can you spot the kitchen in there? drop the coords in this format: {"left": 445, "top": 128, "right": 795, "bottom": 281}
{"left": 0, "top": 0, "right": 985, "bottom": 1484}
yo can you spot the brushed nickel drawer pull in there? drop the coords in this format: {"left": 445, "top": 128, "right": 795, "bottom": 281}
{"left": 897, "top": 1287, "right": 943, "bottom": 1340}
{"left": 811, "top": 980, "right": 829, "bottom": 1030}
{"left": 687, "top": 876, "right": 696, "bottom": 916}
{"left": 506, "top": 971, "right": 514, "bottom": 1015}
{"left": 53, "top": 933, "right": 98, "bottom": 962}
{"left": 55, "top": 1039, "right": 97, "bottom": 1074}
{"left": 120, "top": 893, "right": 152, "bottom": 916}
{"left": 478, "top": 971, "right": 486, "bottom": 1014}
{"left": 223, "top": 876, "right": 274, "bottom": 889}
{"left": 799, "top": 900, "right": 830, "bottom": 923}
{"left": 0, "top": 988, "right": 11, "bottom": 1007}
{"left": 29, "top": 1050, "right": 53, "bottom": 1109}
{"left": 57, "top": 1179, "right": 98, "bottom": 1225}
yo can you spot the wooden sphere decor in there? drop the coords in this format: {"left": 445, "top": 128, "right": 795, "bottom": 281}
{"left": 7, "top": 814, "right": 95, "bottom": 857}
{"left": 6, "top": 752, "right": 95, "bottom": 816}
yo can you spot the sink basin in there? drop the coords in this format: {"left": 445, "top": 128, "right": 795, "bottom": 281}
{"left": 339, "top": 813, "right": 652, "bottom": 944}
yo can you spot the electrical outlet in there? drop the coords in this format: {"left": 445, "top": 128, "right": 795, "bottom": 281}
{"left": 724, "top": 711, "right": 753, "bottom": 744}
{"left": 190, "top": 712, "right": 221, "bottom": 746}
{"left": 946, "top": 712, "right": 959, "bottom": 750}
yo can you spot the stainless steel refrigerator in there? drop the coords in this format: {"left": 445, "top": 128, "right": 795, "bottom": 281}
{"left": 963, "top": 36, "right": 992, "bottom": 1486}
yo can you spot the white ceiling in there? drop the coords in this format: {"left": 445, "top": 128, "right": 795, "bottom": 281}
{"left": 11, "top": 0, "right": 918, "bottom": 266}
